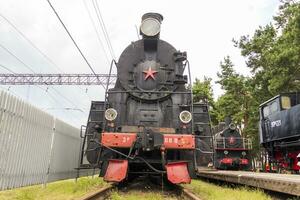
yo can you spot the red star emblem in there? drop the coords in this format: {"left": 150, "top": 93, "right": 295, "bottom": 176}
{"left": 143, "top": 67, "right": 158, "bottom": 80}
{"left": 228, "top": 137, "right": 235, "bottom": 144}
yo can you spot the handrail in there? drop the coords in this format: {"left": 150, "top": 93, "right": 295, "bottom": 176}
{"left": 214, "top": 137, "right": 252, "bottom": 149}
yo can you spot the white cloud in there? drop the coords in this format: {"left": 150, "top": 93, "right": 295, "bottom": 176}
{"left": 0, "top": 0, "right": 279, "bottom": 126}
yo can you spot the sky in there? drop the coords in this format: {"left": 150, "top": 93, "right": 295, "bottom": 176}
{"left": 0, "top": 0, "right": 280, "bottom": 127}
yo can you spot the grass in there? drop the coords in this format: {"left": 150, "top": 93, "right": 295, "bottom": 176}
{"left": 0, "top": 178, "right": 275, "bottom": 200}
{"left": 184, "top": 179, "right": 272, "bottom": 200}
{"left": 0, "top": 176, "right": 107, "bottom": 200}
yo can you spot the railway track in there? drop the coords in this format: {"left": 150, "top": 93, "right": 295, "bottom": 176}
{"left": 78, "top": 168, "right": 300, "bottom": 199}
{"left": 179, "top": 186, "right": 203, "bottom": 200}
{"left": 79, "top": 184, "right": 114, "bottom": 200}
{"left": 78, "top": 177, "right": 202, "bottom": 200}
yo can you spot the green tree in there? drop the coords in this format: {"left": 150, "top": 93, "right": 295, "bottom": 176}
{"left": 235, "top": 0, "right": 300, "bottom": 96}
{"left": 231, "top": 0, "right": 300, "bottom": 154}
{"left": 193, "top": 1, "right": 300, "bottom": 156}
{"left": 192, "top": 77, "right": 218, "bottom": 124}
{"left": 215, "top": 56, "right": 252, "bottom": 132}
{"left": 193, "top": 77, "right": 214, "bottom": 104}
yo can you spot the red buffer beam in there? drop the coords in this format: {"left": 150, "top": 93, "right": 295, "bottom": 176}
{"left": 0, "top": 74, "right": 117, "bottom": 86}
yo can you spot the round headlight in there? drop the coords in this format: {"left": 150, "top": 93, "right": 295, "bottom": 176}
{"left": 140, "top": 18, "right": 161, "bottom": 36}
{"left": 179, "top": 110, "right": 192, "bottom": 124}
{"left": 229, "top": 123, "right": 236, "bottom": 130}
{"left": 242, "top": 151, "right": 246, "bottom": 156}
{"left": 224, "top": 150, "right": 229, "bottom": 155}
{"left": 105, "top": 108, "right": 117, "bottom": 121}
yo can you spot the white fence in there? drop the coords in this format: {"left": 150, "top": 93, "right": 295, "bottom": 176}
{"left": 0, "top": 91, "right": 95, "bottom": 190}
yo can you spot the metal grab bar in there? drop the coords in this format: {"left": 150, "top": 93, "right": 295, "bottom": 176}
{"left": 213, "top": 137, "right": 252, "bottom": 149}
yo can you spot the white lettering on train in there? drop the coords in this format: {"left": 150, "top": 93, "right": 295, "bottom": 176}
{"left": 164, "top": 137, "right": 179, "bottom": 143}
{"left": 122, "top": 136, "right": 130, "bottom": 143}
{"left": 271, "top": 120, "right": 281, "bottom": 128}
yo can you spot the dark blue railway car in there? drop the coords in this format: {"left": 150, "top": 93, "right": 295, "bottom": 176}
{"left": 259, "top": 92, "right": 300, "bottom": 172}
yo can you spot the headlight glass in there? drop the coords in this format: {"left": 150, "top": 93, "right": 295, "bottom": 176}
{"left": 242, "top": 151, "right": 246, "bottom": 156}
{"left": 224, "top": 150, "right": 229, "bottom": 155}
{"left": 179, "top": 110, "right": 192, "bottom": 124}
{"left": 140, "top": 18, "right": 161, "bottom": 36}
{"left": 229, "top": 123, "right": 236, "bottom": 130}
{"left": 105, "top": 108, "right": 118, "bottom": 121}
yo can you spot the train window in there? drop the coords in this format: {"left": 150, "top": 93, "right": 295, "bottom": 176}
{"left": 263, "top": 106, "right": 270, "bottom": 118}
{"left": 281, "top": 96, "right": 291, "bottom": 110}
{"left": 270, "top": 101, "right": 279, "bottom": 114}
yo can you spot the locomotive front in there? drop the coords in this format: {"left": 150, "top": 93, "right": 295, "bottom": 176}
{"left": 213, "top": 122, "right": 252, "bottom": 170}
{"left": 83, "top": 13, "right": 198, "bottom": 184}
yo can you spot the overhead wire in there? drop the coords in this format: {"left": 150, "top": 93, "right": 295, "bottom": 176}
{"left": 92, "top": 0, "right": 116, "bottom": 60}
{"left": 0, "top": 44, "right": 35, "bottom": 73}
{"left": 0, "top": 62, "right": 84, "bottom": 124}
{"left": 45, "top": 90, "right": 81, "bottom": 125}
{"left": 0, "top": 44, "right": 35, "bottom": 102}
{"left": 0, "top": 13, "right": 64, "bottom": 73}
{"left": 91, "top": 0, "right": 117, "bottom": 101}
{"left": 0, "top": 45, "right": 87, "bottom": 116}
{"left": 0, "top": 12, "right": 93, "bottom": 102}
{"left": 45, "top": 0, "right": 105, "bottom": 89}
{"left": 0, "top": 63, "right": 15, "bottom": 73}
{"left": 0, "top": 4, "right": 97, "bottom": 125}
{"left": 82, "top": 0, "right": 110, "bottom": 65}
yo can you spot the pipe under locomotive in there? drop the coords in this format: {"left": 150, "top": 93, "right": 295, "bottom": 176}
{"left": 79, "top": 13, "right": 210, "bottom": 184}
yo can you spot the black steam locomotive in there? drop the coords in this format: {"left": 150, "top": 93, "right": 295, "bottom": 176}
{"left": 259, "top": 92, "right": 300, "bottom": 173}
{"left": 80, "top": 13, "right": 212, "bottom": 183}
{"left": 213, "top": 121, "right": 252, "bottom": 170}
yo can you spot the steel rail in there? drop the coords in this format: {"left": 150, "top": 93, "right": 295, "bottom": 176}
{"left": 79, "top": 184, "right": 115, "bottom": 200}
{"left": 78, "top": 180, "right": 202, "bottom": 200}
{"left": 179, "top": 185, "right": 203, "bottom": 200}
